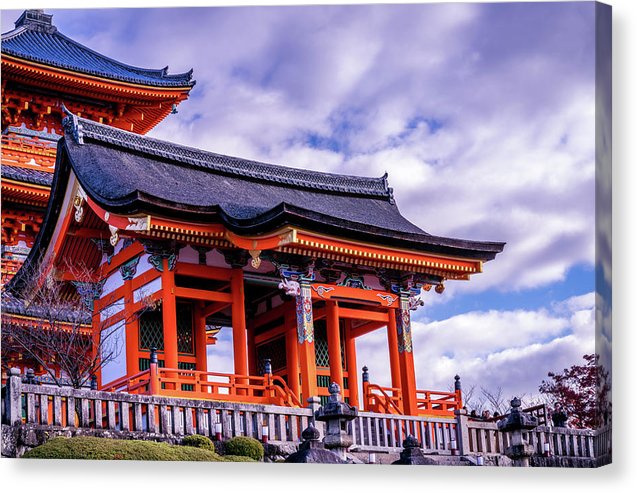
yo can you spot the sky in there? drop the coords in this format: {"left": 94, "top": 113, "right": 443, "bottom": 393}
{"left": 2, "top": 2, "right": 608, "bottom": 405}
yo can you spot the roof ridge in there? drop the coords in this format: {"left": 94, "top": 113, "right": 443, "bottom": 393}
{"left": 62, "top": 112, "right": 393, "bottom": 200}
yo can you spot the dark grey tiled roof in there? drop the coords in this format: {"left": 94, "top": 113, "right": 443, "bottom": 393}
{"left": 2, "top": 10, "right": 195, "bottom": 88}
{"left": 58, "top": 112, "right": 505, "bottom": 260}
{"left": 2, "top": 165, "right": 54, "bottom": 187}
{"left": 3, "top": 125, "right": 62, "bottom": 143}
{"left": 64, "top": 114, "right": 394, "bottom": 200}
{"left": 1, "top": 165, "right": 53, "bottom": 187}
{"left": 1, "top": 291, "right": 91, "bottom": 325}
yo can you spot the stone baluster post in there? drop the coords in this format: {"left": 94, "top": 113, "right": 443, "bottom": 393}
{"left": 5, "top": 368, "right": 23, "bottom": 426}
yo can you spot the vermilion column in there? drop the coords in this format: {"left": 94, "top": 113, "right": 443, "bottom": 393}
{"left": 344, "top": 320, "right": 359, "bottom": 408}
{"left": 161, "top": 260, "right": 178, "bottom": 371}
{"left": 387, "top": 309, "right": 402, "bottom": 395}
{"left": 194, "top": 302, "right": 208, "bottom": 372}
{"left": 231, "top": 269, "right": 249, "bottom": 377}
{"left": 326, "top": 300, "right": 344, "bottom": 391}
{"left": 396, "top": 292, "right": 418, "bottom": 416}
{"left": 92, "top": 311, "right": 102, "bottom": 388}
{"left": 285, "top": 314, "right": 301, "bottom": 399}
{"left": 297, "top": 280, "right": 317, "bottom": 402}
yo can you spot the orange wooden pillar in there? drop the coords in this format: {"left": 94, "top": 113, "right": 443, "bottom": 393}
{"left": 194, "top": 302, "right": 208, "bottom": 372}
{"left": 326, "top": 300, "right": 344, "bottom": 391}
{"left": 387, "top": 309, "right": 402, "bottom": 396}
{"left": 296, "top": 280, "right": 317, "bottom": 403}
{"left": 344, "top": 320, "right": 359, "bottom": 408}
{"left": 92, "top": 311, "right": 102, "bottom": 388}
{"left": 285, "top": 313, "right": 300, "bottom": 399}
{"left": 395, "top": 293, "right": 418, "bottom": 416}
{"left": 161, "top": 260, "right": 179, "bottom": 389}
{"left": 231, "top": 268, "right": 248, "bottom": 377}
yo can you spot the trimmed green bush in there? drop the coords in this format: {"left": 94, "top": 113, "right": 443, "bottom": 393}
{"left": 222, "top": 454, "right": 257, "bottom": 462}
{"left": 224, "top": 436, "right": 264, "bottom": 461}
{"left": 23, "top": 436, "right": 223, "bottom": 461}
{"left": 182, "top": 434, "right": 215, "bottom": 452}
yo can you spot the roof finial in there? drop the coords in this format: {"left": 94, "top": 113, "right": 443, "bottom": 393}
{"left": 61, "top": 104, "right": 84, "bottom": 145}
{"left": 15, "top": 10, "right": 56, "bottom": 33}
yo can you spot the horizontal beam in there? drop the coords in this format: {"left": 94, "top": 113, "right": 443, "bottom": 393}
{"left": 174, "top": 286, "right": 233, "bottom": 303}
{"left": 351, "top": 321, "right": 386, "bottom": 339}
{"left": 175, "top": 262, "right": 232, "bottom": 281}
{"left": 339, "top": 307, "right": 388, "bottom": 323}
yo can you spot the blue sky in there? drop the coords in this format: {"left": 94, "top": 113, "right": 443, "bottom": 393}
{"left": 2, "top": 2, "right": 607, "bottom": 402}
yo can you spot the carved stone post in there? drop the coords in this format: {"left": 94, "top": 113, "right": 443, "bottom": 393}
{"left": 5, "top": 368, "right": 23, "bottom": 426}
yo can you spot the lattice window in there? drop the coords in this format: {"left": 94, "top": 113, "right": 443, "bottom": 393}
{"left": 139, "top": 310, "right": 163, "bottom": 351}
{"left": 138, "top": 304, "right": 194, "bottom": 354}
{"left": 314, "top": 320, "right": 346, "bottom": 369}
{"left": 176, "top": 303, "right": 194, "bottom": 354}
{"left": 256, "top": 336, "right": 287, "bottom": 375}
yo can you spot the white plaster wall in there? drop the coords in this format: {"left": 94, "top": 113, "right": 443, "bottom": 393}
{"left": 100, "top": 297, "right": 124, "bottom": 322}
{"left": 135, "top": 253, "right": 154, "bottom": 277}
{"left": 134, "top": 277, "right": 162, "bottom": 304}
{"left": 101, "top": 269, "right": 124, "bottom": 297}
{"left": 100, "top": 321, "right": 126, "bottom": 385}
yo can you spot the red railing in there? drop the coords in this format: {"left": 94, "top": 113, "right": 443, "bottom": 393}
{"left": 102, "top": 366, "right": 302, "bottom": 408}
{"left": 101, "top": 369, "right": 151, "bottom": 394}
{"left": 363, "top": 382, "right": 462, "bottom": 417}
{"left": 363, "top": 382, "right": 403, "bottom": 414}
{"left": 416, "top": 389, "right": 462, "bottom": 417}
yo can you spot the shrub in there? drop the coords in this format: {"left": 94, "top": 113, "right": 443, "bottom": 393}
{"left": 224, "top": 436, "right": 264, "bottom": 461}
{"left": 222, "top": 455, "right": 257, "bottom": 462}
{"left": 182, "top": 434, "right": 215, "bottom": 452}
{"left": 22, "top": 436, "right": 223, "bottom": 461}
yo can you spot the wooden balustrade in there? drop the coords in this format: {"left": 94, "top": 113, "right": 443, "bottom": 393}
{"left": 415, "top": 389, "right": 462, "bottom": 416}
{"left": 363, "top": 383, "right": 403, "bottom": 414}
{"left": 363, "top": 382, "right": 461, "bottom": 417}
{"left": 101, "top": 367, "right": 301, "bottom": 407}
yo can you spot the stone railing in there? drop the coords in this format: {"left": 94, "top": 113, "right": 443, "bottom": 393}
{"left": 350, "top": 410, "right": 458, "bottom": 454}
{"left": 455, "top": 411, "right": 611, "bottom": 462}
{"left": 2, "top": 370, "right": 611, "bottom": 465}
{"left": 2, "top": 369, "right": 314, "bottom": 446}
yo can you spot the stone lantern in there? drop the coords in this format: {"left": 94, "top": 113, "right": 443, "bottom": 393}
{"left": 315, "top": 382, "right": 358, "bottom": 461}
{"left": 497, "top": 397, "right": 539, "bottom": 467}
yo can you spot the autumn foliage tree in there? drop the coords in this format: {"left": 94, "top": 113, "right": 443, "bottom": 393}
{"left": 538, "top": 353, "right": 611, "bottom": 429}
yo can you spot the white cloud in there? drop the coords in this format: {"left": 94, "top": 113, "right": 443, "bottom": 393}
{"left": 356, "top": 292, "right": 595, "bottom": 399}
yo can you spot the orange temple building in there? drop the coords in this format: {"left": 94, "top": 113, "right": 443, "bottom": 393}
{"left": 3, "top": 10, "right": 505, "bottom": 418}
{"left": 1, "top": 10, "right": 194, "bottom": 378}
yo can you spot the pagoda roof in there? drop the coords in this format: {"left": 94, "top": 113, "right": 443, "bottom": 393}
{"left": 2, "top": 10, "right": 195, "bottom": 89}
{"left": 1, "top": 165, "right": 53, "bottom": 187}
{"left": 53, "top": 112, "right": 504, "bottom": 261}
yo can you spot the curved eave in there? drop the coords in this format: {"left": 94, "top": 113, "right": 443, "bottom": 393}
{"left": 63, "top": 139, "right": 504, "bottom": 263}
{"left": 2, "top": 55, "right": 194, "bottom": 97}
